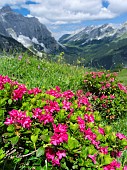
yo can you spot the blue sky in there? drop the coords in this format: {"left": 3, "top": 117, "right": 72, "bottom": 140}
{"left": 1, "top": 0, "right": 127, "bottom": 39}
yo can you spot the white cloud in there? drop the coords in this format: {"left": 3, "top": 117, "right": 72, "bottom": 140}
{"left": 0, "top": 0, "right": 26, "bottom": 6}
{"left": 1, "top": 0, "right": 127, "bottom": 25}
{"left": 24, "top": 0, "right": 116, "bottom": 25}
{"left": 0, "top": 0, "right": 127, "bottom": 27}
{"left": 106, "top": 0, "right": 127, "bottom": 14}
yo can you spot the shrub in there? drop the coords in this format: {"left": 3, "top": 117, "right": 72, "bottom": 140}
{"left": 0, "top": 74, "right": 127, "bottom": 169}
{"left": 80, "top": 71, "right": 127, "bottom": 122}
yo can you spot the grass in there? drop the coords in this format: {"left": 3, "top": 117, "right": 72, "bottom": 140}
{"left": 0, "top": 54, "right": 87, "bottom": 92}
{"left": 118, "top": 68, "right": 127, "bottom": 85}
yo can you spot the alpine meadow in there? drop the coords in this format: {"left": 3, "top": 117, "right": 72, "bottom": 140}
{"left": 0, "top": 3, "right": 127, "bottom": 170}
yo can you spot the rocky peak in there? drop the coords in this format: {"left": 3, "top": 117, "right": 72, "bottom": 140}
{"left": 0, "top": 5, "right": 13, "bottom": 14}
{"left": 0, "top": 5, "right": 63, "bottom": 54}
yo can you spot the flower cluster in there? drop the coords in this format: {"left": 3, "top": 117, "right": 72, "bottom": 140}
{"left": 82, "top": 71, "right": 127, "bottom": 120}
{"left": 44, "top": 100, "right": 60, "bottom": 114}
{"left": 32, "top": 108, "right": 54, "bottom": 125}
{"left": 28, "top": 87, "right": 42, "bottom": 95}
{"left": 103, "top": 160, "right": 121, "bottom": 170}
{"left": 118, "top": 83, "right": 127, "bottom": 94}
{"left": 12, "top": 84, "right": 27, "bottom": 100}
{"left": 45, "top": 147, "right": 66, "bottom": 166}
{"left": 4, "top": 109, "right": 32, "bottom": 129}
{"left": 50, "top": 124, "right": 68, "bottom": 145}
{"left": 0, "top": 75, "right": 12, "bottom": 90}
{"left": 1, "top": 74, "right": 127, "bottom": 169}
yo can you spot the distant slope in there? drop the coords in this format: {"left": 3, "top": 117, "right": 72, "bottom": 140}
{"left": 59, "top": 23, "right": 127, "bottom": 69}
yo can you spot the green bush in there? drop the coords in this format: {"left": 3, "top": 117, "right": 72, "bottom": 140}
{"left": 0, "top": 74, "right": 127, "bottom": 170}
{"left": 80, "top": 71, "right": 127, "bottom": 122}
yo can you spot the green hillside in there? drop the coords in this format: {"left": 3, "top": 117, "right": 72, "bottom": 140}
{"left": 63, "top": 37, "right": 127, "bottom": 70}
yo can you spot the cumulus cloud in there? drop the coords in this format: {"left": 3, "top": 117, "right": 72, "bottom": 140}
{"left": 0, "top": 0, "right": 27, "bottom": 7}
{"left": 0, "top": 0, "right": 127, "bottom": 25}
{"left": 105, "top": 0, "right": 127, "bottom": 14}
{"left": 24, "top": 0, "right": 116, "bottom": 24}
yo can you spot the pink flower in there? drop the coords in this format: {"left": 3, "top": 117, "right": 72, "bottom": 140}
{"left": 106, "top": 73, "right": 111, "bottom": 78}
{"left": 56, "top": 150, "right": 66, "bottom": 160}
{"left": 44, "top": 101, "right": 60, "bottom": 114}
{"left": 52, "top": 159, "right": 60, "bottom": 166}
{"left": 84, "top": 114, "right": 94, "bottom": 123}
{"left": 102, "top": 104, "right": 107, "bottom": 108}
{"left": 92, "top": 95, "right": 98, "bottom": 100}
{"left": 100, "top": 94, "right": 108, "bottom": 100}
{"left": 106, "top": 83, "right": 111, "bottom": 88}
{"left": 4, "top": 110, "right": 32, "bottom": 129}
{"left": 50, "top": 124, "right": 68, "bottom": 145}
{"left": 53, "top": 123, "right": 68, "bottom": 133}
{"left": 110, "top": 78, "right": 115, "bottom": 82}
{"left": 45, "top": 147, "right": 55, "bottom": 162}
{"left": 4, "top": 117, "right": 14, "bottom": 125}
{"left": 32, "top": 108, "right": 42, "bottom": 119}
{"left": 45, "top": 147, "right": 66, "bottom": 166}
{"left": 85, "top": 92, "right": 92, "bottom": 97}
{"left": 0, "top": 75, "right": 12, "bottom": 90}
{"left": 110, "top": 94, "right": 115, "bottom": 99}
{"left": 78, "top": 96, "right": 90, "bottom": 107}
{"left": 101, "top": 86, "right": 106, "bottom": 90}
{"left": 116, "top": 133, "right": 127, "bottom": 140}
{"left": 103, "top": 160, "right": 121, "bottom": 170}
{"left": 83, "top": 125, "right": 99, "bottom": 149}
{"left": 67, "top": 108, "right": 74, "bottom": 119}
{"left": 98, "top": 127, "right": 105, "bottom": 135}
{"left": 76, "top": 90, "right": 84, "bottom": 97}
{"left": 40, "top": 113, "right": 54, "bottom": 125}
{"left": 62, "top": 100, "right": 72, "bottom": 111}
{"left": 28, "top": 87, "right": 42, "bottom": 95}
{"left": 77, "top": 116, "right": 85, "bottom": 132}
{"left": 91, "top": 140, "right": 100, "bottom": 149}
{"left": 32, "top": 108, "right": 54, "bottom": 124}
{"left": 88, "top": 154, "right": 96, "bottom": 164}
{"left": 12, "top": 84, "right": 27, "bottom": 100}
{"left": 46, "top": 86, "right": 62, "bottom": 98}
{"left": 123, "top": 165, "right": 127, "bottom": 170}
{"left": 111, "top": 150, "right": 122, "bottom": 158}
{"left": 62, "top": 90, "right": 74, "bottom": 100}
{"left": 99, "top": 146, "right": 108, "bottom": 154}
{"left": 118, "top": 83, "right": 127, "bottom": 93}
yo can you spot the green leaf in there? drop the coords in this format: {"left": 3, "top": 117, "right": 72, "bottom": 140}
{"left": 9, "top": 136, "right": 19, "bottom": 145}
{"left": 121, "top": 139, "right": 127, "bottom": 146}
{"left": 0, "top": 109, "right": 5, "bottom": 121}
{"left": 36, "top": 146, "right": 44, "bottom": 157}
{"left": 103, "top": 154, "right": 113, "bottom": 165}
{"left": 31, "top": 134, "right": 38, "bottom": 144}
{"left": 67, "top": 136, "right": 80, "bottom": 150}
{"left": 34, "top": 128, "right": 40, "bottom": 135}
{"left": 36, "top": 167, "right": 44, "bottom": 170}
{"left": 7, "top": 124, "right": 15, "bottom": 132}
{"left": 0, "top": 149, "right": 5, "bottom": 160}
{"left": 8, "top": 99, "right": 12, "bottom": 105}
{"left": 70, "top": 122, "right": 78, "bottom": 131}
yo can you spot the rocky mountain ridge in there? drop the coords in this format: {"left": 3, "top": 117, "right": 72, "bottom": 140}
{"left": 59, "top": 22, "right": 127, "bottom": 69}
{"left": 59, "top": 23, "right": 127, "bottom": 45}
{"left": 0, "top": 5, "right": 62, "bottom": 55}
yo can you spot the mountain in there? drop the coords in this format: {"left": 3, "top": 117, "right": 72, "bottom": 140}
{"left": 0, "top": 5, "right": 62, "bottom": 55}
{"left": 59, "top": 23, "right": 127, "bottom": 69}
{"left": 0, "top": 34, "right": 27, "bottom": 52}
